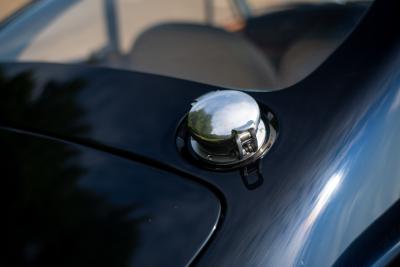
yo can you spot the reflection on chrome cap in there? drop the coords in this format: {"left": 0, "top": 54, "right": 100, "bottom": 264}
{"left": 187, "top": 90, "right": 276, "bottom": 167}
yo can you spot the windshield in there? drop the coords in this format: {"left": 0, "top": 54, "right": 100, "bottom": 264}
{"left": 0, "top": 0, "right": 373, "bottom": 90}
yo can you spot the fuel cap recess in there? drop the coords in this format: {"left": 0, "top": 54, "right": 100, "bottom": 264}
{"left": 187, "top": 90, "right": 277, "bottom": 167}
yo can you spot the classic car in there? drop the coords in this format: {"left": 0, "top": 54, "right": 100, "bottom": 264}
{"left": 0, "top": 0, "right": 399, "bottom": 266}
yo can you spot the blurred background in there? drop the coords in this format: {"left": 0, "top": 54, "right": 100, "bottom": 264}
{"left": 0, "top": 0, "right": 372, "bottom": 90}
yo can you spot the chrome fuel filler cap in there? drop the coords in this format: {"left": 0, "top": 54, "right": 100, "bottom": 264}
{"left": 187, "top": 90, "right": 277, "bottom": 167}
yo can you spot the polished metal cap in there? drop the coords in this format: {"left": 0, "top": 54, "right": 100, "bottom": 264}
{"left": 187, "top": 90, "right": 271, "bottom": 166}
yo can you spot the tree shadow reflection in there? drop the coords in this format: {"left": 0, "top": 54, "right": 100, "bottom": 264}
{"left": 0, "top": 68, "right": 140, "bottom": 267}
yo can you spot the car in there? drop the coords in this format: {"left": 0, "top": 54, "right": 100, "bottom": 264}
{"left": 0, "top": 0, "right": 399, "bottom": 266}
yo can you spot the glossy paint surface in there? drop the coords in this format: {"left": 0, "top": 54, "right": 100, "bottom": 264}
{"left": 333, "top": 199, "right": 400, "bottom": 267}
{"left": 1, "top": 0, "right": 400, "bottom": 266}
{"left": 0, "top": 129, "right": 220, "bottom": 267}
